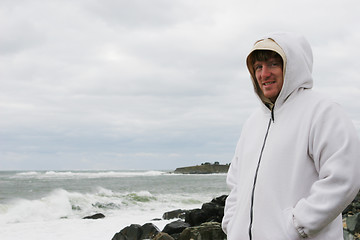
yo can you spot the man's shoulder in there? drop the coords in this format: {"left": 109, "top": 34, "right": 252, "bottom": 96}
{"left": 298, "top": 89, "right": 337, "bottom": 108}
{"left": 299, "top": 90, "right": 348, "bottom": 121}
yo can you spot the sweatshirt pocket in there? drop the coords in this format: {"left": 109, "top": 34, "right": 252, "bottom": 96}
{"left": 282, "top": 208, "right": 302, "bottom": 240}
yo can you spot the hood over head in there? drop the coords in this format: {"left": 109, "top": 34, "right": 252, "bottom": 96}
{"left": 246, "top": 32, "right": 313, "bottom": 110}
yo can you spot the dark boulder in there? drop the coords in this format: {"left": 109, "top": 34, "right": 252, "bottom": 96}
{"left": 343, "top": 229, "right": 355, "bottom": 240}
{"left": 111, "top": 231, "right": 126, "bottom": 240}
{"left": 342, "top": 191, "right": 360, "bottom": 239}
{"left": 112, "top": 224, "right": 142, "bottom": 240}
{"left": 153, "top": 232, "right": 175, "bottom": 240}
{"left": 83, "top": 213, "right": 105, "bottom": 219}
{"left": 163, "top": 209, "right": 187, "bottom": 220}
{"left": 162, "top": 220, "right": 190, "bottom": 235}
{"left": 343, "top": 192, "right": 360, "bottom": 216}
{"left": 112, "top": 223, "right": 160, "bottom": 240}
{"left": 185, "top": 209, "right": 209, "bottom": 226}
{"left": 141, "top": 223, "right": 160, "bottom": 239}
{"left": 184, "top": 196, "right": 226, "bottom": 227}
{"left": 346, "top": 213, "right": 360, "bottom": 234}
{"left": 179, "top": 222, "right": 226, "bottom": 240}
{"left": 202, "top": 202, "right": 224, "bottom": 223}
{"left": 211, "top": 195, "right": 227, "bottom": 206}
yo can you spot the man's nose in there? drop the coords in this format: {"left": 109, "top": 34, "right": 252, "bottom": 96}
{"left": 261, "top": 65, "right": 271, "bottom": 78}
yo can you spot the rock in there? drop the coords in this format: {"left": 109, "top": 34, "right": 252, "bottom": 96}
{"left": 178, "top": 222, "right": 226, "bottom": 240}
{"left": 141, "top": 223, "right": 160, "bottom": 239}
{"left": 343, "top": 191, "right": 360, "bottom": 239}
{"left": 170, "top": 233, "right": 181, "bottom": 240}
{"left": 182, "top": 196, "right": 226, "bottom": 227}
{"left": 201, "top": 202, "right": 224, "bottom": 222}
{"left": 112, "top": 223, "right": 160, "bottom": 240}
{"left": 162, "top": 220, "right": 190, "bottom": 235}
{"left": 202, "top": 202, "right": 219, "bottom": 215}
{"left": 344, "top": 192, "right": 360, "bottom": 216}
{"left": 346, "top": 213, "right": 360, "bottom": 233}
{"left": 185, "top": 209, "right": 209, "bottom": 227}
{"left": 211, "top": 195, "right": 227, "bottom": 206}
{"left": 111, "top": 231, "right": 126, "bottom": 240}
{"left": 163, "top": 209, "right": 187, "bottom": 220}
{"left": 112, "top": 224, "right": 142, "bottom": 240}
{"left": 343, "top": 229, "right": 356, "bottom": 240}
{"left": 82, "top": 213, "right": 105, "bottom": 219}
{"left": 153, "top": 232, "right": 175, "bottom": 240}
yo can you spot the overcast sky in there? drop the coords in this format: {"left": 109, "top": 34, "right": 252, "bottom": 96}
{"left": 1, "top": 0, "right": 359, "bottom": 171}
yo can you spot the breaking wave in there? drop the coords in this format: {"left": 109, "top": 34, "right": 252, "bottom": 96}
{"left": 0, "top": 187, "right": 203, "bottom": 224}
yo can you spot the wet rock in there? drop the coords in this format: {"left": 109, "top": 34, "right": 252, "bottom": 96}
{"left": 184, "top": 195, "right": 226, "bottom": 227}
{"left": 185, "top": 209, "right": 209, "bottom": 226}
{"left": 344, "top": 192, "right": 360, "bottom": 216}
{"left": 343, "top": 191, "right": 360, "bottom": 239}
{"left": 162, "top": 220, "right": 190, "bottom": 235}
{"left": 346, "top": 213, "right": 360, "bottom": 233}
{"left": 141, "top": 223, "right": 160, "bottom": 239}
{"left": 83, "top": 213, "right": 105, "bottom": 219}
{"left": 153, "top": 232, "right": 175, "bottom": 240}
{"left": 343, "top": 229, "right": 356, "bottom": 240}
{"left": 201, "top": 202, "right": 224, "bottom": 222}
{"left": 112, "top": 223, "right": 160, "bottom": 240}
{"left": 112, "top": 224, "right": 142, "bottom": 240}
{"left": 178, "top": 222, "right": 226, "bottom": 240}
{"left": 163, "top": 209, "right": 187, "bottom": 220}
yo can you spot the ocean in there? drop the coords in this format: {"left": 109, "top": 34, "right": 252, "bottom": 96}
{"left": 0, "top": 170, "right": 229, "bottom": 240}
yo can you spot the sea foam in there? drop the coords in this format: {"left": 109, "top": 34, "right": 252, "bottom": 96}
{"left": 0, "top": 187, "right": 197, "bottom": 240}
{"left": 0, "top": 187, "right": 201, "bottom": 224}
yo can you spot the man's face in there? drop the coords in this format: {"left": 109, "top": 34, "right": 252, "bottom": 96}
{"left": 253, "top": 56, "right": 283, "bottom": 103}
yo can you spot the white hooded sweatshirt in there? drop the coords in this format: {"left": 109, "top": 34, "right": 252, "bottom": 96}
{"left": 222, "top": 32, "right": 360, "bottom": 240}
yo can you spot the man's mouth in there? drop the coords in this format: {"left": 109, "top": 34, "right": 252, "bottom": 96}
{"left": 263, "top": 81, "right": 275, "bottom": 86}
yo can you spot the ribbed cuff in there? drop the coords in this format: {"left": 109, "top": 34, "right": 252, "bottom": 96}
{"left": 292, "top": 215, "right": 309, "bottom": 238}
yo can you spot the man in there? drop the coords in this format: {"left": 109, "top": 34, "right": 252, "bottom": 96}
{"left": 222, "top": 32, "right": 360, "bottom": 240}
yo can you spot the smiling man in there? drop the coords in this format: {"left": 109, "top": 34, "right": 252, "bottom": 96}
{"left": 222, "top": 32, "right": 360, "bottom": 240}
{"left": 252, "top": 50, "right": 283, "bottom": 103}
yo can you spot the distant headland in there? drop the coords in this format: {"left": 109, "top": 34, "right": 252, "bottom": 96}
{"left": 174, "top": 162, "right": 229, "bottom": 174}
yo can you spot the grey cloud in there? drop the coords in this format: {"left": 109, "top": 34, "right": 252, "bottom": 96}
{"left": 1, "top": 0, "right": 359, "bottom": 170}
{"left": 84, "top": 0, "right": 213, "bottom": 29}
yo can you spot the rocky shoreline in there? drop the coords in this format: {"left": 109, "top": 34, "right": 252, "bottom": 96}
{"left": 111, "top": 195, "right": 227, "bottom": 240}
{"left": 173, "top": 162, "right": 229, "bottom": 174}
{"left": 106, "top": 192, "right": 360, "bottom": 240}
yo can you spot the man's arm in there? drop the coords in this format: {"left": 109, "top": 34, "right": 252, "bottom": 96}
{"left": 293, "top": 102, "right": 360, "bottom": 237}
{"left": 222, "top": 154, "right": 239, "bottom": 234}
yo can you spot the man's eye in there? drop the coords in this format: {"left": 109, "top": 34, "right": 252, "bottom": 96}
{"left": 254, "top": 65, "right": 262, "bottom": 71}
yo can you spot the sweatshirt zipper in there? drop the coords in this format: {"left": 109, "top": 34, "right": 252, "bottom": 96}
{"left": 248, "top": 114, "right": 273, "bottom": 240}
